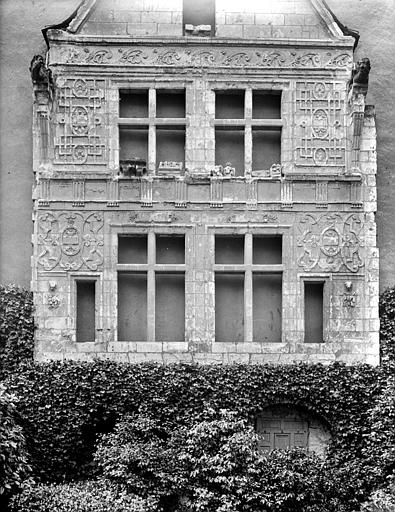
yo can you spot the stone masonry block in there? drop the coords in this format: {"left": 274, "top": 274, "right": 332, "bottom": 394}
{"left": 216, "top": 25, "right": 243, "bottom": 38}
{"left": 225, "top": 13, "right": 254, "bottom": 24}
{"left": 127, "top": 22, "right": 157, "bottom": 35}
{"left": 157, "top": 24, "right": 183, "bottom": 36}
{"left": 141, "top": 11, "right": 173, "bottom": 23}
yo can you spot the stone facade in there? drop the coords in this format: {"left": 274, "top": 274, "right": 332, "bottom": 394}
{"left": 32, "top": 0, "right": 379, "bottom": 364}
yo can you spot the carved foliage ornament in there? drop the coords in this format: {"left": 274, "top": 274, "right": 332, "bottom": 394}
{"left": 57, "top": 46, "right": 353, "bottom": 70}
{"left": 297, "top": 214, "right": 364, "bottom": 273}
{"left": 37, "top": 212, "right": 104, "bottom": 271}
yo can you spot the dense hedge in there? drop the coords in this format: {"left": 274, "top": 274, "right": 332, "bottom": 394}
{"left": 5, "top": 362, "right": 389, "bottom": 487}
{"left": 0, "top": 285, "right": 34, "bottom": 379}
{"left": 379, "top": 286, "right": 395, "bottom": 366}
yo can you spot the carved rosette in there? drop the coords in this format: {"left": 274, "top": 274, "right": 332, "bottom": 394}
{"left": 297, "top": 214, "right": 364, "bottom": 273}
{"left": 37, "top": 212, "right": 104, "bottom": 271}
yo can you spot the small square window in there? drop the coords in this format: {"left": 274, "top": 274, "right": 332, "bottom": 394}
{"left": 253, "top": 236, "right": 282, "bottom": 264}
{"left": 215, "top": 90, "right": 245, "bottom": 119}
{"left": 252, "top": 91, "right": 281, "bottom": 119}
{"left": 156, "top": 235, "right": 185, "bottom": 264}
{"left": 156, "top": 90, "right": 185, "bottom": 118}
{"left": 119, "top": 90, "right": 148, "bottom": 118}
{"left": 118, "top": 235, "right": 147, "bottom": 264}
{"left": 215, "top": 235, "right": 244, "bottom": 264}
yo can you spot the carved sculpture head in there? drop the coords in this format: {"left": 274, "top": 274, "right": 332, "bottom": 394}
{"left": 353, "top": 58, "right": 371, "bottom": 86}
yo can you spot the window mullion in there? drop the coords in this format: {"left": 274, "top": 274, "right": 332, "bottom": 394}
{"left": 245, "top": 88, "right": 252, "bottom": 175}
{"left": 244, "top": 233, "right": 253, "bottom": 342}
{"left": 148, "top": 89, "right": 156, "bottom": 173}
{"left": 147, "top": 232, "right": 156, "bottom": 342}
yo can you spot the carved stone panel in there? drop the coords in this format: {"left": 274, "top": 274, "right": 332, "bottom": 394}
{"left": 53, "top": 45, "right": 353, "bottom": 72}
{"left": 37, "top": 212, "right": 104, "bottom": 271}
{"left": 297, "top": 213, "right": 364, "bottom": 273}
{"left": 54, "top": 78, "right": 106, "bottom": 165}
{"left": 295, "top": 82, "right": 346, "bottom": 171}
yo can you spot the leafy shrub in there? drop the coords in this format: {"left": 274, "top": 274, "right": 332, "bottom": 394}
{"left": 359, "top": 481, "right": 395, "bottom": 512}
{"left": 9, "top": 479, "right": 159, "bottom": 512}
{"left": 94, "top": 410, "right": 362, "bottom": 512}
{"left": 4, "top": 361, "right": 382, "bottom": 484}
{"left": 0, "top": 384, "right": 31, "bottom": 505}
{"left": 379, "top": 286, "right": 395, "bottom": 366}
{"left": 0, "top": 285, "right": 34, "bottom": 378}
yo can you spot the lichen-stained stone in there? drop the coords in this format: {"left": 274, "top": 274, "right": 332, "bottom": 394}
{"left": 32, "top": 0, "right": 378, "bottom": 365}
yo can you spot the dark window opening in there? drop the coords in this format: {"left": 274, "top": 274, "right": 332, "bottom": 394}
{"left": 304, "top": 282, "right": 324, "bottom": 343}
{"left": 215, "top": 128, "right": 244, "bottom": 176}
{"left": 252, "top": 91, "right": 281, "bottom": 119}
{"left": 183, "top": 0, "right": 215, "bottom": 35}
{"left": 215, "top": 90, "right": 245, "bottom": 119}
{"left": 156, "top": 273, "right": 185, "bottom": 341}
{"left": 119, "top": 90, "right": 148, "bottom": 118}
{"left": 256, "top": 406, "right": 308, "bottom": 452}
{"left": 76, "top": 281, "right": 96, "bottom": 342}
{"left": 215, "top": 235, "right": 244, "bottom": 264}
{"left": 119, "top": 126, "right": 148, "bottom": 164}
{"left": 156, "top": 90, "right": 185, "bottom": 118}
{"left": 156, "top": 127, "right": 185, "bottom": 170}
{"left": 156, "top": 235, "right": 185, "bottom": 264}
{"left": 252, "top": 128, "right": 281, "bottom": 171}
{"left": 118, "top": 273, "right": 147, "bottom": 341}
{"left": 118, "top": 235, "right": 148, "bottom": 264}
{"left": 215, "top": 273, "right": 244, "bottom": 343}
{"left": 253, "top": 236, "right": 282, "bottom": 264}
{"left": 253, "top": 273, "right": 282, "bottom": 342}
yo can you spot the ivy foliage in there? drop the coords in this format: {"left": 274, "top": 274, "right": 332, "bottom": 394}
{"left": 0, "top": 285, "right": 34, "bottom": 379}
{"left": 379, "top": 285, "right": 395, "bottom": 366}
{"left": 9, "top": 479, "right": 159, "bottom": 512}
{"left": 4, "top": 361, "right": 387, "bottom": 487}
{"left": 0, "top": 384, "right": 32, "bottom": 508}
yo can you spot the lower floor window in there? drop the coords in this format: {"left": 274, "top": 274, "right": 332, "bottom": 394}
{"left": 76, "top": 280, "right": 96, "bottom": 342}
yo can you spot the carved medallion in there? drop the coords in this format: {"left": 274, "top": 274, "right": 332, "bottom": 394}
{"left": 37, "top": 212, "right": 104, "bottom": 271}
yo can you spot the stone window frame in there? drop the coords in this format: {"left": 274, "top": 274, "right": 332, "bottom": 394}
{"left": 117, "top": 84, "right": 187, "bottom": 174}
{"left": 70, "top": 273, "right": 103, "bottom": 344}
{"left": 116, "top": 228, "right": 188, "bottom": 343}
{"left": 211, "top": 227, "right": 285, "bottom": 343}
{"left": 300, "top": 274, "right": 331, "bottom": 344}
{"left": 213, "top": 85, "right": 283, "bottom": 176}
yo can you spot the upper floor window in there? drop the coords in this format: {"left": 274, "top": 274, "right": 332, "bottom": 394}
{"left": 119, "top": 89, "right": 186, "bottom": 177}
{"left": 214, "top": 89, "right": 282, "bottom": 176}
{"left": 183, "top": 0, "right": 215, "bottom": 36}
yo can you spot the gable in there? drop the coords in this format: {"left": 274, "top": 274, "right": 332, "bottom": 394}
{"left": 64, "top": 0, "right": 348, "bottom": 41}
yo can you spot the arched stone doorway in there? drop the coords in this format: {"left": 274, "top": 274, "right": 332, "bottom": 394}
{"left": 255, "top": 404, "right": 331, "bottom": 456}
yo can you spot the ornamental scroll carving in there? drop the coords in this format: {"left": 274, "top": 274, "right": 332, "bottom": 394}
{"left": 54, "top": 78, "right": 106, "bottom": 165}
{"left": 295, "top": 82, "right": 346, "bottom": 170}
{"left": 37, "top": 212, "right": 104, "bottom": 271}
{"left": 56, "top": 46, "right": 353, "bottom": 70}
{"left": 297, "top": 214, "right": 364, "bottom": 273}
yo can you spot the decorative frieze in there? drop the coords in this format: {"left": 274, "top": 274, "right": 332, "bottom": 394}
{"left": 53, "top": 45, "right": 353, "bottom": 71}
{"left": 297, "top": 213, "right": 364, "bottom": 273}
{"left": 37, "top": 212, "right": 104, "bottom": 271}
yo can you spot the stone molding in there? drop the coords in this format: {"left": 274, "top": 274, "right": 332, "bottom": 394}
{"left": 50, "top": 44, "right": 353, "bottom": 71}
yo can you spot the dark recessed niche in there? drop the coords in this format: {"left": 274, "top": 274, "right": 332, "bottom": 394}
{"left": 156, "top": 127, "right": 185, "bottom": 169}
{"left": 252, "top": 91, "right": 281, "bottom": 119}
{"left": 215, "top": 273, "right": 244, "bottom": 343}
{"left": 156, "top": 90, "right": 185, "bottom": 118}
{"left": 215, "top": 90, "right": 245, "bottom": 119}
{"left": 304, "top": 282, "right": 324, "bottom": 343}
{"left": 119, "top": 90, "right": 148, "bottom": 118}
{"left": 118, "top": 273, "right": 147, "bottom": 341}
